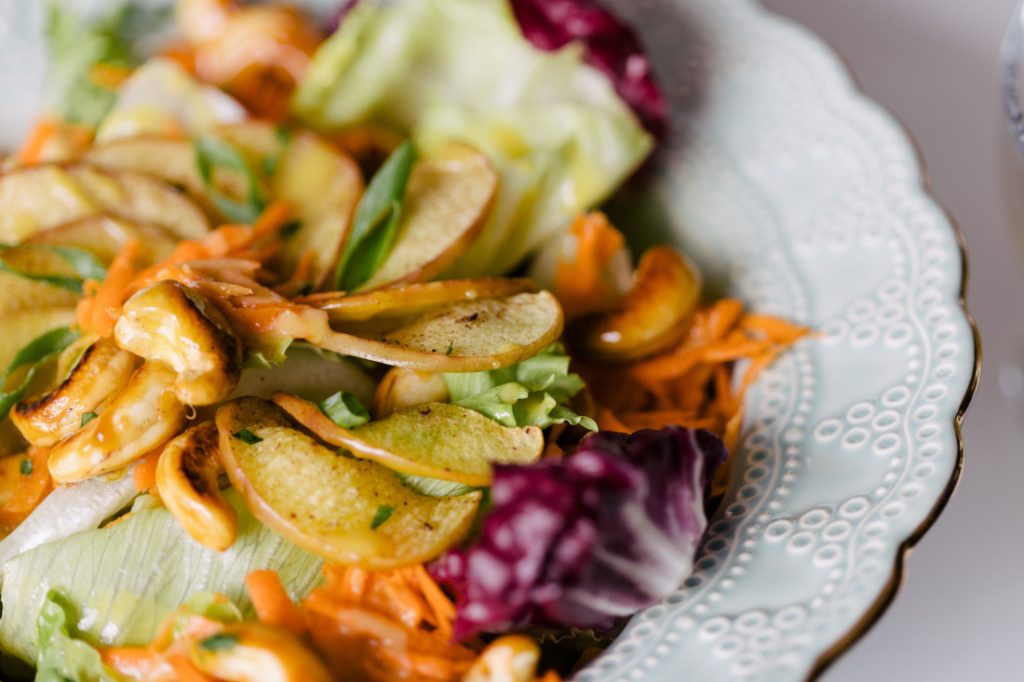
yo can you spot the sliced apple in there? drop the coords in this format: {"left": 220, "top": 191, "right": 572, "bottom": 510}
{"left": 315, "top": 291, "right": 564, "bottom": 372}
{"left": 216, "top": 397, "right": 481, "bottom": 568}
{"left": 68, "top": 166, "right": 210, "bottom": 241}
{"left": 28, "top": 215, "right": 178, "bottom": 264}
{"left": 0, "top": 308, "right": 78, "bottom": 376}
{"left": 0, "top": 247, "right": 81, "bottom": 315}
{"left": 0, "top": 165, "right": 102, "bottom": 243}
{"left": 270, "top": 131, "right": 361, "bottom": 288}
{"left": 0, "top": 164, "right": 209, "bottom": 244}
{"left": 85, "top": 136, "right": 206, "bottom": 197}
{"left": 572, "top": 246, "right": 702, "bottom": 362}
{"left": 274, "top": 394, "right": 542, "bottom": 487}
{"left": 301, "top": 277, "right": 533, "bottom": 324}
{"left": 358, "top": 144, "right": 497, "bottom": 291}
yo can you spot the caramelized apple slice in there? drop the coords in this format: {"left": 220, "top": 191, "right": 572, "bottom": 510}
{"left": 300, "top": 278, "right": 533, "bottom": 324}
{"left": 358, "top": 144, "right": 497, "bottom": 291}
{"left": 216, "top": 397, "right": 481, "bottom": 568}
{"left": 316, "top": 291, "right": 564, "bottom": 372}
{"left": 274, "top": 394, "right": 542, "bottom": 487}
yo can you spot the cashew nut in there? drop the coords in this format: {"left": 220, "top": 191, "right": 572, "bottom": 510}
{"left": 190, "top": 623, "right": 332, "bottom": 682}
{"left": 156, "top": 421, "right": 237, "bottom": 551}
{"left": 464, "top": 635, "right": 543, "bottom": 682}
{"left": 48, "top": 362, "right": 187, "bottom": 483}
{"left": 115, "top": 280, "right": 244, "bottom": 406}
{"left": 11, "top": 337, "right": 137, "bottom": 447}
{"left": 572, "top": 246, "right": 701, "bottom": 362}
{"left": 372, "top": 367, "right": 450, "bottom": 419}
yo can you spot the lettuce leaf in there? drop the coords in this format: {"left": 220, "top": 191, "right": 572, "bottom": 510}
{"left": 0, "top": 473, "right": 137, "bottom": 569}
{"left": 0, "top": 491, "right": 322, "bottom": 664}
{"left": 43, "top": 3, "right": 159, "bottom": 128}
{"left": 294, "top": 0, "right": 651, "bottom": 276}
{"left": 35, "top": 589, "right": 120, "bottom": 682}
{"left": 444, "top": 344, "right": 596, "bottom": 431}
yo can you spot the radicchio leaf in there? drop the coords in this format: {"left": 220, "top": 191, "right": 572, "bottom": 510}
{"left": 509, "top": 0, "right": 667, "bottom": 136}
{"left": 432, "top": 426, "right": 726, "bottom": 637}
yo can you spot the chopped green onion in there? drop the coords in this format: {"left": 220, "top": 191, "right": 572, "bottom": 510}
{"left": 80, "top": 411, "right": 98, "bottom": 428}
{"left": 198, "top": 633, "right": 238, "bottom": 652}
{"left": 0, "top": 327, "right": 80, "bottom": 422}
{"left": 370, "top": 505, "right": 395, "bottom": 530}
{"left": 0, "top": 244, "right": 107, "bottom": 294}
{"left": 194, "top": 135, "right": 266, "bottom": 224}
{"left": 232, "top": 429, "right": 263, "bottom": 445}
{"left": 19, "top": 458, "right": 32, "bottom": 477}
{"left": 334, "top": 140, "right": 416, "bottom": 291}
{"left": 318, "top": 391, "right": 370, "bottom": 429}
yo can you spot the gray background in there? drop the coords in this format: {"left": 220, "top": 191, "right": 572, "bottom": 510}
{"left": 764, "top": 1, "right": 1022, "bottom": 680}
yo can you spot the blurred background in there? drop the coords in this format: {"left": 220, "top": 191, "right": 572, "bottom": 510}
{"left": 764, "top": 0, "right": 1021, "bottom": 679}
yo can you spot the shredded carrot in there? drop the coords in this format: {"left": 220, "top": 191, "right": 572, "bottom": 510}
{"left": 554, "top": 212, "right": 627, "bottom": 318}
{"left": 293, "top": 564, "right": 477, "bottom": 681}
{"left": 101, "top": 647, "right": 171, "bottom": 679}
{"left": 580, "top": 294, "right": 809, "bottom": 441}
{"left": 76, "top": 240, "right": 146, "bottom": 337}
{"left": 166, "top": 652, "right": 216, "bottom": 682}
{"left": 133, "top": 449, "right": 162, "bottom": 494}
{"left": 18, "top": 119, "right": 58, "bottom": 165}
{"left": 246, "top": 570, "right": 306, "bottom": 636}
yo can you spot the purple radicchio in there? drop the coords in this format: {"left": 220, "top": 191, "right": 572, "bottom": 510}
{"left": 431, "top": 426, "right": 727, "bottom": 638}
{"left": 508, "top": 0, "right": 668, "bottom": 136}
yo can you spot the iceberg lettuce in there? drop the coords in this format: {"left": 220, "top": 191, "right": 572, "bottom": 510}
{"left": 35, "top": 590, "right": 119, "bottom": 682}
{"left": 0, "top": 491, "right": 322, "bottom": 665}
{"left": 443, "top": 344, "right": 596, "bottom": 431}
{"left": 294, "top": 0, "right": 652, "bottom": 276}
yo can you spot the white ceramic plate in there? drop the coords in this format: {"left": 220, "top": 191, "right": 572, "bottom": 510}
{"left": 0, "top": 0, "right": 978, "bottom": 680}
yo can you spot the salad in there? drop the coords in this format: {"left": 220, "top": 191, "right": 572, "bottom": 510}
{"left": 0, "top": 0, "right": 809, "bottom": 680}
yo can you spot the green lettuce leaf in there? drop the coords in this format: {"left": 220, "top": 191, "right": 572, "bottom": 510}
{"left": 293, "top": 0, "right": 651, "bottom": 276}
{"left": 444, "top": 344, "right": 596, "bottom": 431}
{"left": 43, "top": 3, "right": 151, "bottom": 127}
{"left": 36, "top": 589, "right": 120, "bottom": 682}
{"left": 0, "top": 491, "right": 322, "bottom": 665}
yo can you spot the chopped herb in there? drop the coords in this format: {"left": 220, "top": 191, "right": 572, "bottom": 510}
{"left": 194, "top": 135, "right": 266, "bottom": 224}
{"left": 80, "top": 411, "right": 98, "bottom": 428}
{"left": 297, "top": 283, "right": 314, "bottom": 297}
{"left": 334, "top": 140, "right": 416, "bottom": 291}
{"left": 446, "top": 341, "right": 455, "bottom": 356}
{"left": 0, "top": 244, "right": 107, "bottom": 294}
{"left": 274, "top": 125, "right": 293, "bottom": 147}
{"left": 198, "top": 633, "right": 239, "bottom": 652}
{"left": 279, "top": 220, "right": 302, "bottom": 238}
{"left": 319, "top": 391, "right": 370, "bottom": 428}
{"left": 261, "top": 154, "right": 280, "bottom": 177}
{"left": 0, "top": 326, "right": 80, "bottom": 422}
{"left": 19, "top": 458, "right": 32, "bottom": 476}
{"left": 233, "top": 428, "right": 263, "bottom": 445}
{"left": 370, "top": 505, "right": 395, "bottom": 530}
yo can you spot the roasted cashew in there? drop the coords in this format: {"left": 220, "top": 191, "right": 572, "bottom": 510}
{"left": 11, "top": 337, "right": 137, "bottom": 447}
{"left": 115, "top": 280, "right": 244, "bottom": 406}
{"left": 573, "top": 246, "right": 701, "bottom": 362}
{"left": 464, "top": 635, "right": 543, "bottom": 682}
{"left": 372, "top": 367, "right": 450, "bottom": 419}
{"left": 190, "top": 623, "right": 331, "bottom": 682}
{"left": 156, "top": 421, "right": 236, "bottom": 551}
{"left": 48, "top": 362, "right": 186, "bottom": 483}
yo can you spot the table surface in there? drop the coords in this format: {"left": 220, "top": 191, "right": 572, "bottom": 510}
{"left": 762, "top": 1, "right": 1021, "bottom": 680}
